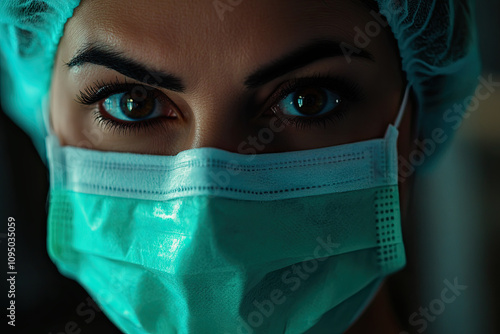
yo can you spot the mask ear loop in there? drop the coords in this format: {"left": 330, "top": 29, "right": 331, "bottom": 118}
{"left": 41, "top": 92, "right": 53, "bottom": 136}
{"left": 394, "top": 85, "right": 411, "bottom": 129}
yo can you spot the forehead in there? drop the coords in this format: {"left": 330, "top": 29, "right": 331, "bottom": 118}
{"left": 61, "top": 0, "right": 383, "bottom": 84}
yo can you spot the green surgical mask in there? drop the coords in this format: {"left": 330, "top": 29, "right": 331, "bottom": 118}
{"left": 45, "top": 87, "right": 410, "bottom": 334}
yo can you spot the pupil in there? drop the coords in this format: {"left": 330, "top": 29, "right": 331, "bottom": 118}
{"left": 120, "top": 92, "right": 155, "bottom": 119}
{"left": 293, "top": 88, "right": 327, "bottom": 116}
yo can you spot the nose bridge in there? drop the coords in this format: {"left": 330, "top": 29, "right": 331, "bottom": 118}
{"left": 182, "top": 44, "right": 260, "bottom": 152}
{"left": 186, "top": 92, "right": 251, "bottom": 152}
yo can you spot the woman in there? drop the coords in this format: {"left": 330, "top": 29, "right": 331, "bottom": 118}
{"left": 0, "top": 0, "right": 481, "bottom": 333}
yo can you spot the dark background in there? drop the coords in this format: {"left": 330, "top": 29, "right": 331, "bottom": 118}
{"left": 1, "top": 0, "right": 499, "bottom": 333}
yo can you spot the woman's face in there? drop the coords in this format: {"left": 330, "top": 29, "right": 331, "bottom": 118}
{"left": 50, "top": 0, "right": 414, "bottom": 208}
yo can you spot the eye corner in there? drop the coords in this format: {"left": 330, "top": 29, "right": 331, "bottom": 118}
{"left": 263, "top": 74, "right": 360, "bottom": 130}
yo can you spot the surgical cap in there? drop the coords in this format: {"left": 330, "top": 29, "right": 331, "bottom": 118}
{"left": 0, "top": 0, "right": 481, "bottom": 165}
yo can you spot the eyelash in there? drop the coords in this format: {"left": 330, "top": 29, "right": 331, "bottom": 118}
{"left": 267, "top": 74, "right": 364, "bottom": 130}
{"left": 76, "top": 78, "right": 168, "bottom": 134}
{"left": 75, "top": 75, "right": 364, "bottom": 134}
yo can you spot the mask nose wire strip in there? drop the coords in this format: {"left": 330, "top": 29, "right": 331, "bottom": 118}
{"left": 394, "top": 85, "right": 411, "bottom": 129}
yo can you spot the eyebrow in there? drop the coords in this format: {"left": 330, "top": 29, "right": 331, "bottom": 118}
{"left": 66, "top": 44, "right": 186, "bottom": 92}
{"left": 243, "top": 39, "right": 374, "bottom": 89}
{"left": 66, "top": 39, "right": 374, "bottom": 92}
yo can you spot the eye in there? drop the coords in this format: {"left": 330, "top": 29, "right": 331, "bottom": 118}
{"left": 273, "top": 87, "right": 342, "bottom": 118}
{"left": 76, "top": 79, "right": 179, "bottom": 133}
{"left": 265, "top": 76, "right": 363, "bottom": 131}
{"left": 102, "top": 91, "right": 165, "bottom": 122}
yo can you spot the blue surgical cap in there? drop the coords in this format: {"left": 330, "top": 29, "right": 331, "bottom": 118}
{"left": 0, "top": 0, "right": 80, "bottom": 158}
{"left": 0, "top": 0, "right": 481, "bottom": 164}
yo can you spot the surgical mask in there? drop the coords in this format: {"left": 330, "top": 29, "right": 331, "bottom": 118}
{"left": 45, "top": 86, "right": 410, "bottom": 334}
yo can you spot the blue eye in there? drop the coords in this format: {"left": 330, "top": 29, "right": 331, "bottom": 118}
{"left": 102, "top": 91, "right": 162, "bottom": 122}
{"left": 275, "top": 87, "right": 342, "bottom": 117}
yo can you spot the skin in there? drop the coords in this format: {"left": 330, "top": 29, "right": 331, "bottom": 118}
{"left": 50, "top": 0, "right": 417, "bottom": 332}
